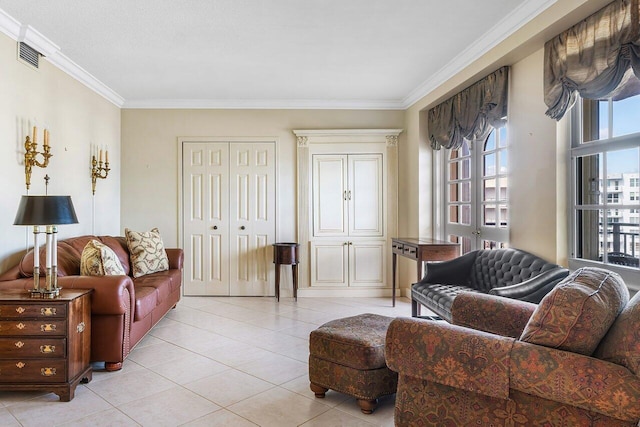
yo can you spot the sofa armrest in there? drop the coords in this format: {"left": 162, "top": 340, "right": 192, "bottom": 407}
{"left": 489, "top": 267, "right": 569, "bottom": 302}
{"left": 385, "top": 317, "right": 514, "bottom": 399}
{"left": 511, "top": 341, "right": 640, "bottom": 422}
{"left": 165, "top": 248, "right": 183, "bottom": 270}
{"left": 57, "top": 275, "right": 135, "bottom": 316}
{"left": 452, "top": 292, "right": 537, "bottom": 338}
{"left": 419, "top": 251, "right": 477, "bottom": 285}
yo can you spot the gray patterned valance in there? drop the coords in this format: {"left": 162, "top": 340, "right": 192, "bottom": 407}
{"left": 428, "top": 66, "right": 509, "bottom": 150}
{"left": 544, "top": 0, "right": 640, "bottom": 120}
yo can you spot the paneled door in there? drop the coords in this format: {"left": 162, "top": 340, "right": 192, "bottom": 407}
{"left": 183, "top": 142, "right": 276, "bottom": 296}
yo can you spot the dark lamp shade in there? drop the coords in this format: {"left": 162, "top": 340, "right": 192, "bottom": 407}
{"left": 13, "top": 196, "right": 79, "bottom": 226}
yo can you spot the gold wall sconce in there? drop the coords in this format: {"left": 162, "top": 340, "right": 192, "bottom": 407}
{"left": 24, "top": 127, "right": 52, "bottom": 190}
{"left": 91, "top": 148, "right": 110, "bottom": 195}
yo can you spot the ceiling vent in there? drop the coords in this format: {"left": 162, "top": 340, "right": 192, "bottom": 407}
{"left": 18, "top": 42, "right": 40, "bottom": 69}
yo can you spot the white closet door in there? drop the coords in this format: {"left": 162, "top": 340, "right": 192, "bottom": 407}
{"left": 229, "top": 143, "right": 276, "bottom": 296}
{"left": 183, "top": 143, "right": 230, "bottom": 296}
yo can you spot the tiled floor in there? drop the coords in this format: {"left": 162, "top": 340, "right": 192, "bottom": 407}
{"left": 0, "top": 296, "right": 424, "bottom": 426}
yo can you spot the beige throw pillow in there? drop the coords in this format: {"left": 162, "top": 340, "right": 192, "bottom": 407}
{"left": 125, "top": 228, "right": 169, "bottom": 278}
{"left": 80, "top": 239, "right": 126, "bottom": 276}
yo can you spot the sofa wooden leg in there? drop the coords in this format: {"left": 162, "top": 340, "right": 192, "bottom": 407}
{"left": 104, "top": 362, "right": 122, "bottom": 372}
{"left": 357, "top": 398, "right": 378, "bottom": 414}
{"left": 310, "top": 383, "right": 328, "bottom": 398}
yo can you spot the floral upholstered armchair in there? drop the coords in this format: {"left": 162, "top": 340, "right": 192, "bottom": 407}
{"left": 386, "top": 267, "right": 640, "bottom": 426}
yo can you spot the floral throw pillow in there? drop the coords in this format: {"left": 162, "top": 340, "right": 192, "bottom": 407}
{"left": 125, "top": 228, "right": 169, "bottom": 278}
{"left": 80, "top": 239, "right": 126, "bottom": 276}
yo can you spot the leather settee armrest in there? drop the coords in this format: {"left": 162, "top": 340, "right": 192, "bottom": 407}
{"left": 511, "top": 341, "right": 640, "bottom": 422}
{"left": 385, "top": 317, "right": 514, "bottom": 399}
{"left": 452, "top": 292, "right": 537, "bottom": 338}
{"left": 419, "top": 251, "right": 477, "bottom": 285}
{"left": 56, "top": 275, "right": 135, "bottom": 316}
{"left": 165, "top": 248, "right": 183, "bottom": 270}
{"left": 489, "top": 268, "right": 569, "bottom": 302}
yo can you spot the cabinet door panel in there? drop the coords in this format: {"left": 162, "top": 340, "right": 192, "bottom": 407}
{"left": 349, "top": 154, "right": 383, "bottom": 236}
{"left": 349, "top": 241, "right": 385, "bottom": 287}
{"left": 313, "top": 155, "right": 347, "bottom": 236}
{"left": 310, "top": 242, "right": 348, "bottom": 287}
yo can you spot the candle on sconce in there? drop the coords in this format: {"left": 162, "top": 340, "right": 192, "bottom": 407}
{"left": 100, "top": 149, "right": 103, "bottom": 163}
{"left": 44, "top": 129, "right": 49, "bottom": 147}
{"left": 106, "top": 149, "right": 109, "bottom": 163}
{"left": 32, "top": 126, "right": 37, "bottom": 145}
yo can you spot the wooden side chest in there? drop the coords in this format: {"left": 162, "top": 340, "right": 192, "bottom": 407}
{"left": 0, "top": 289, "right": 92, "bottom": 401}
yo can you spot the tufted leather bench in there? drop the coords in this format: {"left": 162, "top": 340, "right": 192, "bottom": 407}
{"left": 411, "top": 248, "right": 569, "bottom": 322}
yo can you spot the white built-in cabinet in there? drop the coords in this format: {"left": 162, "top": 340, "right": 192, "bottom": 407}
{"left": 294, "top": 129, "right": 402, "bottom": 297}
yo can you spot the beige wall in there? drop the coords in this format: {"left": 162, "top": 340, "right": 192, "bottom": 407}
{"left": 120, "top": 109, "right": 405, "bottom": 249}
{"left": 0, "top": 33, "right": 121, "bottom": 274}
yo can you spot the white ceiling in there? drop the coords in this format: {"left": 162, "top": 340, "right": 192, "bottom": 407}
{"left": 0, "top": 0, "right": 555, "bottom": 109}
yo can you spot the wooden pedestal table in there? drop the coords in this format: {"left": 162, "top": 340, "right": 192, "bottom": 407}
{"left": 273, "top": 243, "right": 300, "bottom": 301}
{"left": 391, "top": 237, "right": 460, "bottom": 306}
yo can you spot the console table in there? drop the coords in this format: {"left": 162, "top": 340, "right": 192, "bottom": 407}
{"left": 391, "top": 238, "right": 460, "bottom": 306}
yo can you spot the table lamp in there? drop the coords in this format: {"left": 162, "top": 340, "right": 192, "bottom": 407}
{"left": 13, "top": 195, "right": 78, "bottom": 298}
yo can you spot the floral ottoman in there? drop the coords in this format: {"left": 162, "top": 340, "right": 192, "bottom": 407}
{"left": 308, "top": 313, "right": 398, "bottom": 414}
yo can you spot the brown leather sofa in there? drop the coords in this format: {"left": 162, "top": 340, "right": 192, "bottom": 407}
{"left": 0, "top": 235, "right": 183, "bottom": 371}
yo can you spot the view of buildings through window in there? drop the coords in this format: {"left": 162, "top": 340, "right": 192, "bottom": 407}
{"left": 445, "top": 127, "right": 509, "bottom": 254}
{"left": 573, "top": 94, "right": 640, "bottom": 268}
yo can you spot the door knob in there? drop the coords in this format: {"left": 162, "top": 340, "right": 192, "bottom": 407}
{"left": 212, "top": 225, "right": 218, "bottom": 230}
{"left": 240, "top": 226, "right": 246, "bottom": 230}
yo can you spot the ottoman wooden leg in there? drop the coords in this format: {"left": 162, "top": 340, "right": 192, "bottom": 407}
{"left": 310, "top": 383, "right": 328, "bottom": 398}
{"left": 357, "top": 398, "right": 378, "bottom": 414}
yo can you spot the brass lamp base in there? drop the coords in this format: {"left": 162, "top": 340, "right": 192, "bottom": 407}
{"left": 29, "top": 288, "right": 61, "bottom": 299}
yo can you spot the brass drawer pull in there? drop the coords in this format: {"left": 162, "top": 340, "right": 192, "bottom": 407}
{"left": 15, "top": 307, "right": 25, "bottom": 314}
{"left": 40, "top": 324, "right": 56, "bottom": 332}
{"left": 16, "top": 362, "right": 25, "bottom": 369}
{"left": 16, "top": 323, "right": 26, "bottom": 330}
{"left": 41, "top": 307, "right": 57, "bottom": 316}
{"left": 40, "top": 367, "right": 56, "bottom": 377}
{"left": 76, "top": 322, "right": 85, "bottom": 333}
{"left": 14, "top": 341, "right": 24, "bottom": 348}
{"left": 40, "top": 345, "right": 56, "bottom": 354}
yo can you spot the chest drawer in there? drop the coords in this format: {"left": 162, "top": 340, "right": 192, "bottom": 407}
{"left": 391, "top": 241, "right": 404, "bottom": 255}
{"left": 0, "top": 304, "right": 66, "bottom": 319}
{"left": 0, "top": 338, "right": 66, "bottom": 358}
{"left": 0, "top": 359, "right": 66, "bottom": 382}
{"left": 402, "top": 244, "right": 418, "bottom": 259}
{"left": 0, "top": 320, "right": 66, "bottom": 336}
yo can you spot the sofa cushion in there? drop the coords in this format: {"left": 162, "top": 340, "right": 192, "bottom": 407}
{"left": 594, "top": 291, "right": 640, "bottom": 375}
{"left": 520, "top": 267, "right": 629, "bottom": 355}
{"left": 80, "top": 240, "right": 126, "bottom": 276}
{"left": 134, "top": 285, "right": 159, "bottom": 321}
{"left": 125, "top": 228, "right": 169, "bottom": 278}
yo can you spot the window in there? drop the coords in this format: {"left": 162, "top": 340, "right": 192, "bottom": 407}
{"left": 444, "top": 127, "right": 508, "bottom": 254}
{"left": 572, "top": 96, "right": 640, "bottom": 269}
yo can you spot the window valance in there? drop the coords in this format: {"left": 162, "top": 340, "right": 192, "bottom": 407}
{"left": 428, "top": 66, "right": 509, "bottom": 150}
{"left": 544, "top": 0, "right": 640, "bottom": 120}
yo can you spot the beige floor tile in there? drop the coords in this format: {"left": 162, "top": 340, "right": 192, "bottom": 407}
{"left": 334, "top": 393, "right": 396, "bottom": 426}
{"left": 89, "top": 359, "right": 145, "bottom": 384}
{"left": 185, "top": 369, "right": 275, "bottom": 407}
{"left": 0, "top": 407, "right": 21, "bottom": 426}
{"left": 118, "top": 386, "right": 220, "bottom": 426}
{"left": 126, "top": 341, "right": 195, "bottom": 368}
{"left": 300, "top": 408, "right": 380, "bottom": 426}
{"left": 280, "top": 375, "right": 350, "bottom": 408}
{"left": 148, "top": 352, "right": 230, "bottom": 384}
{"left": 205, "top": 341, "right": 273, "bottom": 367}
{"left": 235, "top": 353, "right": 308, "bottom": 385}
{"left": 86, "top": 369, "right": 176, "bottom": 406}
{"left": 181, "top": 409, "right": 259, "bottom": 426}
{"left": 57, "top": 408, "right": 140, "bottom": 426}
{"left": 227, "top": 387, "right": 330, "bottom": 427}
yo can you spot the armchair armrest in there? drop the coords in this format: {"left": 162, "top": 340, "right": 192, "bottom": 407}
{"left": 489, "top": 267, "right": 569, "bottom": 302}
{"left": 511, "top": 341, "right": 640, "bottom": 422}
{"left": 452, "top": 292, "right": 537, "bottom": 338}
{"left": 419, "top": 251, "right": 477, "bottom": 285}
{"left": 165, "top": 248, "right": 183, "bottom": 270}
{"left": 385, "top": 317, "right": 514, "bottom": 399}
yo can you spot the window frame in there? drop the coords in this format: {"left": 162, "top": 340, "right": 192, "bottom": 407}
{"left": 569, "top": 99, "right": 640, "bottom": 290}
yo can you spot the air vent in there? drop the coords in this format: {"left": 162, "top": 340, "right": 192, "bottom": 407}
{"left": 18, "top": 42, "right": 40, "bottom": 69}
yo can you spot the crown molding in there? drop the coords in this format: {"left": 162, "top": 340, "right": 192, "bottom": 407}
{"left": 0, "top": 9, "right": 124, "bottom": 107}
{"left": 122, "top": 98, "right": 405, "bottom": 110}
{"left": 401, "top": 0, "right": 557, "bottom": 109}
